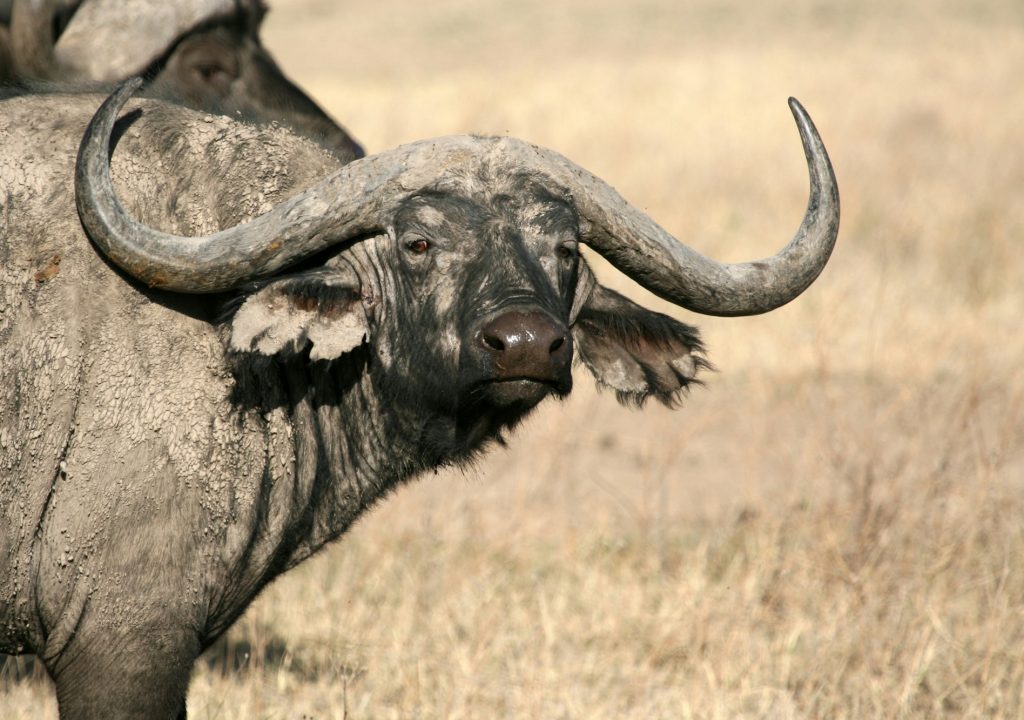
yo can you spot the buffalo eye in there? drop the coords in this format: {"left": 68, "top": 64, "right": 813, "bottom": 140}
{"left": 406, "top": 238, "right": 431, "bottom": 254}
{"left": 194, "top": 62, "right": 235, "bottom": 90}
{"left": 557, "top": 243, "right": 577, "bottom": 261}
{"left": 173, "top": 32, "right": 241, "bottom": 95}
{"left": 197, "top": 63, "right": 227, "bottom": 80}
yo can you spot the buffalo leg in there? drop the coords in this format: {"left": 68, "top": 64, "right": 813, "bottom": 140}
{"left": 48, "top": 621, "right": 198, "bottom": 720}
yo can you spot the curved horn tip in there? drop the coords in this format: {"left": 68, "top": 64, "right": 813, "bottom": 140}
{"left": 786, "top": 98, "right": 834, "bottom": 165}
{"left": 788, "top": 96, "right": 818, "bottom": 127}
{"left": 78, "top": 77, "right": 146, "bottom": 177}
{"left": 787, "top": 97, "right": 818, "bottom": 137}
{"left": 87, "top": 77, "right": 145, "bottom": 138}
{"left": 113, "top": 76, "right": 146, "bottom": 103}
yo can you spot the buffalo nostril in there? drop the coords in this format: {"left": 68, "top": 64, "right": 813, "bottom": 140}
{"left": 549, "top": 337, "right": 564, "bottom": 353}
{"left": 483, "top": 334, "right": 505, "bottom": 352}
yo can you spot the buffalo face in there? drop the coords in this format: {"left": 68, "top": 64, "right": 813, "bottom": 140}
{"left": 386, "top": 174, "right": 580, "bottom": 413}
{"left": 229, "top": 168, "right": 708, "bottom": 455}
{"left": 79, "top": 80, "right": 838, "bottom": 457}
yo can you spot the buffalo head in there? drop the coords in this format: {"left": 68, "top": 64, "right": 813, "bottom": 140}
{"left": 76, "top": 79, "right": 840, "bottom": 455}
{"left": 6, "top": 0, "right": 363, "bottom": 160}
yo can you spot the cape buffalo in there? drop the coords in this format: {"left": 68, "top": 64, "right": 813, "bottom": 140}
{"left": 0, "top": 0, "right": 363, "bottom": 160}
{"left": 0, "top": 79, "right": 839, "bottom": 718}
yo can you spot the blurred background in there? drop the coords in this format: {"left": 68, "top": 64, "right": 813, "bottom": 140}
{"left": 4, "top": 0, "right": 1023, "bottom": 717}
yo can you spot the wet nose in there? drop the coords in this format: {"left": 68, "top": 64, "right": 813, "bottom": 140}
{"left": 479, "top": 311, "right": 571, "bottom": 381}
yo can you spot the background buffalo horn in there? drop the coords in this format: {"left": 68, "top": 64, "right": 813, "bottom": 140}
{"left": 9, "top": 0, "right": 61, "bottom": 78}
{"left": 77, "top": 78, "right": 839, "bottom": 315}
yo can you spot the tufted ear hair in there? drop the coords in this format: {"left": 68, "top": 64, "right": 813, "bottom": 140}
{"left": 572, "top": 283, "right": 709, "bottom": 407}
{"left": 230, "top": 269, "right": 369, "bottom": 360}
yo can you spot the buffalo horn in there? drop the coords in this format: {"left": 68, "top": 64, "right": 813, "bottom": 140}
{"left": 77, "top": 78, "right": 839, "bottom": 316}
{"left": 9, "top": 0, "right": 59, "bottom": 78}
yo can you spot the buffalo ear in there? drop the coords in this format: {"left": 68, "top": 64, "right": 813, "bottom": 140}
{"left": 230, "top": 271, "right": 369, "bottom": 360}
{"left": 572, "top": 284, "right": 708, "bottom": 406}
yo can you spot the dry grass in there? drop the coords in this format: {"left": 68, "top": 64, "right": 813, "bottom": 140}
{"left": 4, "top": 0, "right": 1024, "bottom": 717}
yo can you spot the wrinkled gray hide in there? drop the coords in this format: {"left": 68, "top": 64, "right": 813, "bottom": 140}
{"left": 0, "top": 96, "right": 345, "bottom": 718}
{"left": 0, "top": 0, "right": 363, "bottom": 160}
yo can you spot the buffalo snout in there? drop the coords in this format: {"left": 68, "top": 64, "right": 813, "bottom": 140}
{"left": 477, "top": 310, "right": 572, "bottom": 387}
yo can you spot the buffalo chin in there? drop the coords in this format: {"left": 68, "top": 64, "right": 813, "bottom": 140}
{"left": 430, "top": 378, "right": 571, "bottom": 462}
{"left": 479, "top": 377, "right": 569, "bottom": 409}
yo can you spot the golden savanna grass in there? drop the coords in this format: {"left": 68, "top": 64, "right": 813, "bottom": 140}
{"left": 3, "top": 0, "right": 1024, "bottom": 717}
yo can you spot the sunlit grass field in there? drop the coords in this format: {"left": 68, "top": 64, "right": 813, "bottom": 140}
{"left": 3, "top": 0, "right": 1023, "bottom": 717}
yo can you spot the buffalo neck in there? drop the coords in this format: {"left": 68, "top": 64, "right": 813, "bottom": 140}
{"left": 205, "top": 345, "right": 448, "bottom": 637}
